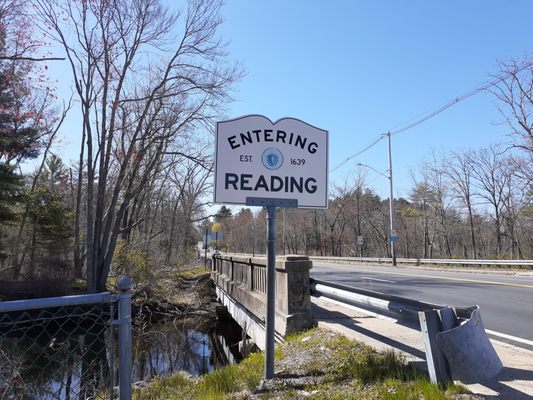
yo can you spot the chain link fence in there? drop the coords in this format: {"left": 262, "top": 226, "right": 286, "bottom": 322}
{"left": 0, "top": 278, "right": 132, "bottom": 400}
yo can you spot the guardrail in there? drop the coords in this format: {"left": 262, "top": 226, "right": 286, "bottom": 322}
{"left": 310, "top": 256, "right": 533, "bottom": 268}
{"left": 311, "top": 278, "right": 503, "bottom": 385}
{"left": 310, "top": 278, "right": 444, "bottom": 323}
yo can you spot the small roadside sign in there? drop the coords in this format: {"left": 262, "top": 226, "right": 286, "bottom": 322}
{"left": 357, "top": 236, "right": 363, "bottom": 245}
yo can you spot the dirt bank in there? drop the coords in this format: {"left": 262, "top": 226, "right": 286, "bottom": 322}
{"left": 130, "top": 268, "right": 218, "bottom": 323}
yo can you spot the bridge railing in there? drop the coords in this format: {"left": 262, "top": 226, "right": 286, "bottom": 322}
{"left": 211, "top": 254, "right": 313, "bottom": 338}
{"left": 252, "top": 264, "right": 266, "bottom": 293}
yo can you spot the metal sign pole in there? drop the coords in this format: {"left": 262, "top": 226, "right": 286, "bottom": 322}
{"left": 265, "top": 205, "right": 276, "bottom": 379}
{"left": 246, "top": 197, "right": 297, "bottom": 380}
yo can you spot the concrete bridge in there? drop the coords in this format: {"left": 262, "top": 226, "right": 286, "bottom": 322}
{"left": 210, "top": 254, "right": 314, "bottom": 350}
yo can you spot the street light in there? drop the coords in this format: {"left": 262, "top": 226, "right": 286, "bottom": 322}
{"left": 356, "top": 163, "right": 388, "bottom": 179}
{"left": 356, "top": 131, "right": 397, "bottom": 266}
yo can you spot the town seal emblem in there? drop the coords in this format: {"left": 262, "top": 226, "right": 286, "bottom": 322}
{"left": 262, "top": 148, "right": 284, "bottom": 170}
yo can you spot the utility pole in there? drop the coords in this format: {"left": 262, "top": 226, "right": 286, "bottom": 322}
{"left": 387, "top": 132, "right": 397, "bottom": 267}
{"left": 356, "top": 139, "right": 397, "bottom": 268}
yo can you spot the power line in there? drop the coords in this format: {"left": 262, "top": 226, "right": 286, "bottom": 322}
{"left": 330, "top": 59, "right": 533, "bottom": 173}
{"left": 329, "top": 134, "right": 385, "bottom": 173}
{"left": 389, "top": 62, "right": 531, "bottom": 137}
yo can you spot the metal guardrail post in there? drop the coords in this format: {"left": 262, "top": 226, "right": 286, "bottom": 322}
{"left": 419, "top": 309, "right": 452, "bottom": 385}
{"left": 117, "top": 276, "right": 132, "bottom": 400}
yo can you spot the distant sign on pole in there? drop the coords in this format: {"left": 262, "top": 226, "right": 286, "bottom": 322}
{"left": 357, "top": 236, "right": 364, "bottom": 245}
{"left": 202, "top": 232, "right": 224, "bottom": 247}
{"left": 214, "top": 115, "right": 328, "bottom": 208}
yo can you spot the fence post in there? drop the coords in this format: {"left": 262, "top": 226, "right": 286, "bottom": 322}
{"left": 117, "top": 276, "right": 132, "bottom": 400}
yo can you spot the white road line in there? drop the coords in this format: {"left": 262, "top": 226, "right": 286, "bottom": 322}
{"left": 361, "top": 276, "right": 395, "bottom": 284}
{"left": 485, "top": 329, "right": 533, "bottom": 347}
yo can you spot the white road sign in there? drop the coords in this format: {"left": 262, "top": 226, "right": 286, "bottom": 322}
{"left": 214, "top": 115, "right": 328, "bottom": 208}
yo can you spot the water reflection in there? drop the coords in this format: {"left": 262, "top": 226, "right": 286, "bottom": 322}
{"left": 0, "top": 311, "right": 245, "bottom": 399}
{"left": 133, "top": 318, "right": 244, "bottom": 382}
{"left": 0, "top": 308, "right": 111, "bottom": 400}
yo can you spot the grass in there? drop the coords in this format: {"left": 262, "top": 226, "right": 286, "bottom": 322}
{"left": 134, "top": 328, "right": 470, "bottom": 400}
{"left": 133, "top": 350, "right": 268, "bottom": 399}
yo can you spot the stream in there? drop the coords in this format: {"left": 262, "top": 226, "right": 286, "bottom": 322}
{"left": 132, "top": 318, "right": 244, "bottom": 382}
{"left": 0, "top": 309, "right": 244, "bottom": 399}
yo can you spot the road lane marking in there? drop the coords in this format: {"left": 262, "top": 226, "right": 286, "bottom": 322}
{"left": 485, "top": 329, "right": 533, "bottom": 347}
{"left": 316, "top": 263, "right": 533, "bottom": 289}
{"left": 361, "top": 276, "right": 395, "bottom": 284}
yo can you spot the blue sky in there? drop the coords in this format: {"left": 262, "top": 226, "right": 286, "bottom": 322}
{"left": 47, "top": 1, "right": 533, "bottom": 201}
{"left": 216, "top": 0, "right": 533, "bottom": 199}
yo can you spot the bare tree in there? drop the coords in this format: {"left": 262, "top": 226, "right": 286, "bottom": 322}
{"left": 409, "top": 177, "right": 434, "bottom": 258}
{"left": 491, "top": 58, "right": 533, "bottom": 155}
{"left": 444, "top": 150, "right": 479, "bottom": 258}
{"left": 470, "top": 145, "right": 510, "bottom": 257}
{"left": 34, "top": 0, "right": 241, "bottom": 291}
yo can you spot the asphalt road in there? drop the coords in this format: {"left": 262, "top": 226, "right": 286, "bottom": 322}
{"left": 311, "top": 261, "right": 533, "bottom": 344}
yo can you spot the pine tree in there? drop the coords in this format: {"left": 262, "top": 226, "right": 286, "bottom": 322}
{"left": 0, "top": 4, "right": 44, "bottom": 259}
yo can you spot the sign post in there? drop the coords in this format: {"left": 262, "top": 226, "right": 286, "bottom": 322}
{"left": 214, "top": 115, "right": 328, "bottom": 379}
{"left": 265, "top": 205, "right": 275, "bottom": 377}
{"left": 357, "top": 235, "right": 363, "bottom": 259}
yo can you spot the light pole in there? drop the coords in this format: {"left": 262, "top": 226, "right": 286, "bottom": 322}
{"left": 357, "top": 133, "right": 397, "bottom": 266}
